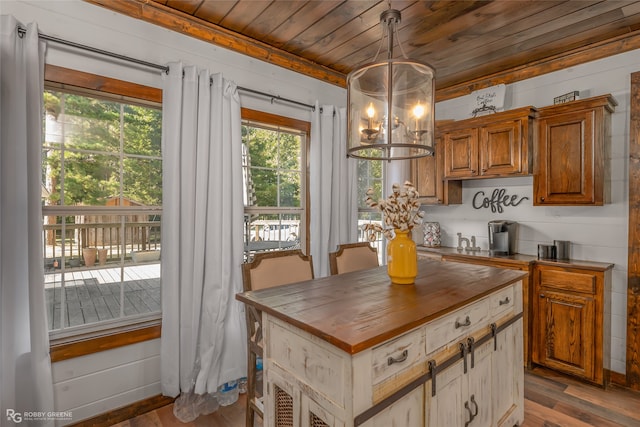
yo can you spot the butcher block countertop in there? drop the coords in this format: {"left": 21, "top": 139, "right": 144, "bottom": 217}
{"left": 236, "top": 259, "right": 526, "bottom": 355}
{"left": 417, "top": 246, "right": 614, "bottom": 272}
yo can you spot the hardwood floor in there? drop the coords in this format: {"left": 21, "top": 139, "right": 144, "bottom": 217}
{"left": 111, "top": 368, "right": 640, "bottom": 426}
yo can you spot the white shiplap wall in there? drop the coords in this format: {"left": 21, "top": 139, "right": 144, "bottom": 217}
{"left": 423, "top": 49, "right": 640, "bottom": 375}
{"left": 2, "top": 0, "right": 347, "bottom": 424}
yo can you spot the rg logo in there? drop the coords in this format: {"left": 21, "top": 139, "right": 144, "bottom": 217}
{"left": 6, "top": 409, "right": 22, "bottom": 423}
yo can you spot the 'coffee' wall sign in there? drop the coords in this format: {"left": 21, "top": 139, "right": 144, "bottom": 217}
{"left": 472, "top": 189, "right": 529, "bottom": 213}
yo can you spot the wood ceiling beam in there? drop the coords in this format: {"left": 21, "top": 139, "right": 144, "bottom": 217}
{"left": 84, "top": 0, "right": 347, "bottom": 87}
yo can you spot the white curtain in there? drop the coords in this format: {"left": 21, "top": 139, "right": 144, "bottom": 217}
{"left": 310, "top": 104, "right": 358, "bottom": 277}
{"left": 0, "top": 15, "right": 55, "bottom": 425}
{"left": 161, "top": 63, "right": 246, "bottom": 420}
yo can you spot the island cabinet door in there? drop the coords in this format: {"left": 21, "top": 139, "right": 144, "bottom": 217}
{"left": 426, "top": 359, "right": 465, "bottom": 427}
{"left": 465, "top": 339, "right": 494, "bottom": 427}
{"left": 493, "top": 319, "right": 525, "bottom": 427}
{"left": 425, "top": 341, "right": 495, "bottom": 427}
{"left": 367, "top": 386, "right": 424, "bottom": 427}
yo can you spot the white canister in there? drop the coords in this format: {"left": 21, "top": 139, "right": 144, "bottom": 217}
{"left": 423, "top": 222, "right": 441, "bottom": 247}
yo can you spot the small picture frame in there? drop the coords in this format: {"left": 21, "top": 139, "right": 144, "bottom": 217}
{"left": 553, "top": 91, "right": 580, "bottom": 104}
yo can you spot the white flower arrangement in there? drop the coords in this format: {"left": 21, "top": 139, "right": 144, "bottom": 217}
{"left": 363, "top": 181, "right": 424, "bottom": 241}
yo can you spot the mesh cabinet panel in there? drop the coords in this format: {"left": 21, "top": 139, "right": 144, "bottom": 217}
{"left": 274, "top": 385, "right": 294, "bottom": 427}
{"left": 310, "top": 412, "right": 329, "bottom": 427}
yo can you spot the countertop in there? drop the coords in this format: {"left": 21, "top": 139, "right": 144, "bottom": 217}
{"left": 417, "top": 246, "right": 614, "bottom": 271}
{"left": 236, "top": 259, "right": 526, "bottom": 355}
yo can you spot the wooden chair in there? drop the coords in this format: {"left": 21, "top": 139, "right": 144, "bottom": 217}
{"left": 241, "top": 249, "right": 314, "bottom": 426}
{"left": 329, "top": 242, "right": 379, "bottom": 275}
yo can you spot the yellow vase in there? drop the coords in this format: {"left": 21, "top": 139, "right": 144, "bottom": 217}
{"left": 387, "top": 229, "right": 417, "bottom": 285}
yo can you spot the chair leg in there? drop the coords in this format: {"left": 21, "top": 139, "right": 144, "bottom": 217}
{"left": 246, "top": 347, "right": 256, "bottom": 427}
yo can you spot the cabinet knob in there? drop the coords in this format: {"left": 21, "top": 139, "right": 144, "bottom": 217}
{"left": 540, "top": 197, "right": 545, "bottom": 202}
{"left": 470, "top": 169, "right": 476, "bottom": 173}
{"left": 540, "top": 294, "right": 545, "bottom": 298}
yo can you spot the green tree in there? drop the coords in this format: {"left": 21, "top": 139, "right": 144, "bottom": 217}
{"left": 43, "top": 91, "right": 162, "bottom": 207}
{"left": 243, "top": 125, "right": 301, "bottom": 208}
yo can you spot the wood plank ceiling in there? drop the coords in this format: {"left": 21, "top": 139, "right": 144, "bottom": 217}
{"left": 87, "top": 0, "right": 640, "bottom": 99}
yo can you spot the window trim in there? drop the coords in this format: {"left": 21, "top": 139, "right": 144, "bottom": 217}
{"left": 241, "top": 108, "right": 311, "bottom": 256}
{"left": 44, "top": 65, "right": 163, "bottom": 361}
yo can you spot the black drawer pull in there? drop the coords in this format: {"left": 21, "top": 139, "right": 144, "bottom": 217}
{"left": 387, "top": 349, "right": 408, "bottom": 366}
{"left": 464, "top": 401, "right": 474, "bottom": 427}
{"left": 499, "top": 296, "right": 511, "bottom": 306}
{"left": 455, "top": 316, "right": 471, "bottom": 329}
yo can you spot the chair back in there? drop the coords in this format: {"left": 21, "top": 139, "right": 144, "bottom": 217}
{"left": 329, "top": 242, "right": 379, "bottom": 275}
{"left": 243, "top": 249, "right": 314, "bottom": 291}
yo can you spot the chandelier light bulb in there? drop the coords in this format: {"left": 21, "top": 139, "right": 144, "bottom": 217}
{"left": 367, "top": 103, "right": 376, "bottom": 119}
{"left": 413, "top": 103, "right": 425, "bottom": 119}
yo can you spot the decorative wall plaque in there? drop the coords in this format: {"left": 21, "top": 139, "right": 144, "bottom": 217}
{"left": 469, "top": 84, "right": 506, "bottom": 117}
{"left": 472, "top": 189, "right": 529, "bottom": 213}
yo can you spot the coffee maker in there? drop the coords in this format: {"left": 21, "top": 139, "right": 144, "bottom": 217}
{"left": 488, "top": 220, "right": 518, "bottom": 255}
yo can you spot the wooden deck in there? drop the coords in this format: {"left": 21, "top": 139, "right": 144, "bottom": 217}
{"left": 44, "top": 264, "right": 160, "bottom": 330}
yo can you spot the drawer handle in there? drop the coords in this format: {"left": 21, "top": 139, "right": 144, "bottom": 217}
{"left": 387, "top": 349, "right": 408, "bottom": 366}
{"left": 470, "top": 394, "right": 479, "bottom": 417}
{"left": 499, "top": 296, "right": 511, "bottom": 306}
{"left": 464, "top": 395, "right": 479, "bottom": 427}
{"left": 464, "top": 401, "right": 474, "bottom": 427}
{"left": 455, "top": 316, "right": 471, "bottom": 329}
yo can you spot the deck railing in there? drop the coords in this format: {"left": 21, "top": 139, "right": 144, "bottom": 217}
{"left": 43, "top": 220, "right": 161, "bottom": 269}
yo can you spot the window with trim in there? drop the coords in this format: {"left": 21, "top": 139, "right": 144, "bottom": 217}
{"left": 42, "top": 66, "right": 162, "bottom": 344}
{"left": 357, "top": 159, "right": 384, "bottom": 261}
{"left": 241, "top": 109, "right": 309, "bottom": 260}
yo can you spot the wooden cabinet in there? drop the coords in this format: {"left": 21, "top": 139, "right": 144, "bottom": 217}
{"left": 440, "top": 107, "right": 536, "bottom": 180}
{"left": 534, "top": 94, "right": 616, "bottom": 205}
{"left": 532, "top": 262, "right": 612, "bottom": 385}
{"left": 411, "top": 137, "right": 462, "bottom": 205}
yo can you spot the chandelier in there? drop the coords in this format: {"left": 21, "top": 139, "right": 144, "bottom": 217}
{"left": 347, "top": 8, "right": 435, "bottom": 161}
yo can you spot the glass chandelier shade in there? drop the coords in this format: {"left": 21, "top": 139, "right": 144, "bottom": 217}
{"left": 347, "top": 9, "right": 435, "bottom": 161}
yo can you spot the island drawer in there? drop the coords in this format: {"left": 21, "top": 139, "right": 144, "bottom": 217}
{"left": 371, "top": 326, "right": 425, "bottom": 385}
{"left": 490, "top": 284, "right": 515, "bottom": 318}
{"left": 425, "top": 297, "right": 489, "bottom": 355}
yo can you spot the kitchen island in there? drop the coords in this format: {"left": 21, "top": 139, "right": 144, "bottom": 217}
{"left": 237, "top": 258, "right": 527, "bottom": 427}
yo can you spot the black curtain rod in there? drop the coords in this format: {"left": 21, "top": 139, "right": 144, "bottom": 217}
{"left": 17, "top": 25, "right": 317, "bottom": 112}
{"left": 17, "top": 25, "right": 169, "bottom": 73}
{"left": 237, "top": 86, "right": 315, "bottom": 111}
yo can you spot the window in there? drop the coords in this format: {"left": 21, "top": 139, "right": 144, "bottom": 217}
{"left": 357, "top": 159, "right": 385, "bottom": 261}
{"left": 241, "top": 109, "right": 309, "bottom": 260}
{"left": 42, "top": 66, "right": 162, "bottom": 347}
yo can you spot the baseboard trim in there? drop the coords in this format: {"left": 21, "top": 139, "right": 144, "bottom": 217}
{"left": 607, "top": 369, "right": 627, "bottom": 387}
{"left": 66, "top": 394, "right": 175, "bottom": 427}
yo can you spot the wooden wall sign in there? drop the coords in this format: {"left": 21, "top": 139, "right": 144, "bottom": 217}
{"left": 472, "top": 189, "right": 529, "bottom": 213}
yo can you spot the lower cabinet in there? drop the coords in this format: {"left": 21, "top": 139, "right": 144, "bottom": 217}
{"left": 532, "top": 263, "right": 612, "bottom": 385}
{"left": 263, "top": 282, "right": 524, "bottom": 426}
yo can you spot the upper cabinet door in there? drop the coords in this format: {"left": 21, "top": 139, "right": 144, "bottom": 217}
{"left": 440, "top": 107, "right": 536, "bottom": 181}
{"left": 534, "top": 95, "right": 616, "bottom": 206}
{"left": 443, "top": 128, "right": 479, "bottom": 179}
{"left": 480, "top": 119, "right": 523, "bottom": 176}
{"left": 411, "top": 137, "right": 462, "bottom": 205}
